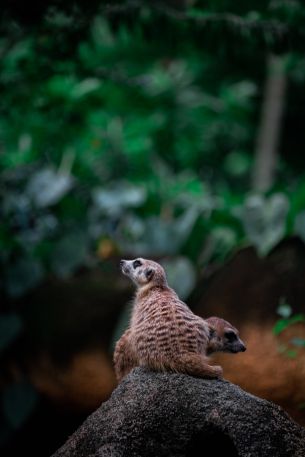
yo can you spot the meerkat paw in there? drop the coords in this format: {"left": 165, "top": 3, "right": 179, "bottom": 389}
{"left": 212, "top": 365, "right": 223, "bottom": 379}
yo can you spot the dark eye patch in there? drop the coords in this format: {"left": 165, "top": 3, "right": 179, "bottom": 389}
{"left": 224, "top": 331, "right": 237, "bottom": 342}
{"left": 133, "top": 260, "right": 142, "bottom": 269}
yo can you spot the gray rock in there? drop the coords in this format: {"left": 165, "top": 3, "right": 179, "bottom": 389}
{"left": 52, "top": 368, "right": 305, "bottom": 457}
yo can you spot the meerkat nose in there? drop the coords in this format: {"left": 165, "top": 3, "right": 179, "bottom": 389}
{"left": 241, "top": 344, "right": 246, "bottom": 352}
{"left": 120, "top": 260, "right": 126, "bottom": 267}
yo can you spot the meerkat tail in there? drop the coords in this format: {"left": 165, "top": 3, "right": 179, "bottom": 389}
{"left": 169, "top": 353, "right": 223, "bottom": 379}
{"left": 113, "top": 329, "right": 137, "bottom": 382}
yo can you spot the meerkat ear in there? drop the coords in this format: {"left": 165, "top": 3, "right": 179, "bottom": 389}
{"left": 145, "top": 268, "right": 154, "bottom": 280}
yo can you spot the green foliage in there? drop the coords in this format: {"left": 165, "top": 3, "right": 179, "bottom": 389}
{"left": 1, "top": 5, "right": 305, "bottom": 295}
{"left": 161, "top": 257, "right": 196, "bottom": 300}
{"left": 273, "top": 314, "right": 305, "bottom": 336}
{"left": 238, "top": 193, "right": 290, "bottom": 256}
{"left": 273, "top": 300, "right": 305, "bottom": 359}
{"left": 1, "top": 4, "right": 305, "bottom": 296}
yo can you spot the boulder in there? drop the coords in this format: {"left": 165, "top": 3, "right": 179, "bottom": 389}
{"left": 52, "top": 367, "right": 305, "bottom": 457}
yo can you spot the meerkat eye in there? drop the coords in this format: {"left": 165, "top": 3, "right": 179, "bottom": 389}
{"left": 133, "top": 260, "right": 142, "bottom": 269}
{"left": 224, "top": 331, "right": 237, "bottom": 342}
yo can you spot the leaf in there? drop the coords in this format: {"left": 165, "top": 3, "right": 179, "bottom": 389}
{"left": 2, "top": 39, "right": 32, "bottom": 74}
{"left": 119, "top": 206, "right": 200, "bottom": 257}
{"left": 273, "top": 319, "right": 290, "bottom": 335}
{"left": 277, "top": 302, "right": 292, "bottom": 318}
{"left": 273, "top": 314, "right": 305, "bottom": 335}
{"left": 239, "top": 193, "right": 289, "bottom": 255}
{"left": 47, "top": 75, "right": 76, "bottom": 98}
{"left": 50, "top": 232, "right": 89, "bottom": 278}
{"left": 26, "top": 168, "right": 73, "bottom": 207}
{"left": 223, "top": 151, "right": 251, "bottom": 177}
{"left": 93, "top": 183, "right": 146, "bottom": 217}
{"left": 0, "top": 314, "right": 22, "bottom": 352}
{"left": 161, "top": 257, "right": 196, "bottom": 300}
{"left": 285, "top": 349, "right": 298, "bottom": 359}
{"left": 210, "top": 227, "right": 237, "bottom": 261}
{"left": 5, "top": 258, "right": 44, "bottom": 297}
{"left": 70, "top": 78, "right": 101, "bottom": 99}
{"left": 277, "top": 344, "right": 298, "bottom": 358}
{"left": 291, "top": 338, "right": 305, "bottom": 347}
{"left": 2, "top": 381, "right": 38, "bottom": 429}
{"left": 91, "top": 17, "right": 114, "bottom": 47}
{"left": 142, "top": 67, "right": 173, "bottom": 96}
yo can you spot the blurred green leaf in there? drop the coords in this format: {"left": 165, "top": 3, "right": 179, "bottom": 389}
{"left": 277, "top": 301, "right": 292, "bottom": 318}
{"left": 161, "top": 257, "right": 196, "bottom": 300}
{"left": 50, "top": 232, "right": 89, "bottom": 278}
{"left": 285, "top": 349, "right": 298, "bottom": 358}
{"left": 209, "top": 226, "right": 238, "bottom": 262}
{"left": 120, "top": 207, "right": 200, "bottom": 256}
{"left": 26, "top": 168, "right": 73, "bottom": 207}
{"left": 239, "top": 193, "right": 289, "bottom": 255}
{"left": 224, "top": 151, "right": 252, "bottom": 177}
{"left": 93, "top": 183, "right": 146, "bottom": 217}
{"left": 291, "top": 337, "right": 305, "bottom": 347}
{"left": 91, "top": 17, "right": 114, "bottom": 47}
{"left": 70, "top": 78, "right": 101, "bottom": 99}
{"left": 47, "top": 75, "right": 76, "bottom": 98}
{"left": 273, "top": 314, "right": 305, "bottom": 335}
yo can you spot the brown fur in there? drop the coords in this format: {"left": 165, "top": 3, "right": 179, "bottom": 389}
{"left": 114, "top": 258, "right": 224, "bottom": 382}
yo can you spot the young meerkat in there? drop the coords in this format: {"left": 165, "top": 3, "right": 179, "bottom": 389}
{"left": 114, "top": 258, "right": 246, "bottom": 382}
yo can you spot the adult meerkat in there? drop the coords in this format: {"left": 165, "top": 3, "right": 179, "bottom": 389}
{"left": 114, "top": 258, "right": 246, "bottom": 382}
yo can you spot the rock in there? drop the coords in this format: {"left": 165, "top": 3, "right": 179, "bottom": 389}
{"left": 52, "top": 368, "right": 305, "bottom": 457}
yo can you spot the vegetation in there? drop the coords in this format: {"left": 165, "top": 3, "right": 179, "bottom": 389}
{"left": 1, "top": 0, "right": 305, "bottom": 449}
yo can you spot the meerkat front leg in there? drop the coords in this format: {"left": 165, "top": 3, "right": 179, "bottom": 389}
{"left": 113, "top": 329, "right": 138, "bottom": 382}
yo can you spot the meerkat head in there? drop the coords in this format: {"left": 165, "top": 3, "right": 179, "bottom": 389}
{"left": 206, "top": 317, "right": 246, "bottom": 355}
{"left": 120, "top": 258, "right": 168, "bottom": 289}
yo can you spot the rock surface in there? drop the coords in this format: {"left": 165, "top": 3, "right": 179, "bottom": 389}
{"left": 52, "top": 367, "right": 305, "bottom": 457}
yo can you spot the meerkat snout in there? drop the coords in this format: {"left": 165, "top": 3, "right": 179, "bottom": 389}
{"left": 120, "top": 259, "right": 129, "bottom": 275}
{"left": 237, "top": 341, "right": 246, "bottom": 352}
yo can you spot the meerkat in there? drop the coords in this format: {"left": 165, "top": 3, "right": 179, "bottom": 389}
{"left": 206, "top": 317, "right": 246, "bottom": 355}
{"left": 114, "top": 258, "right": 246, "bottom": 382}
